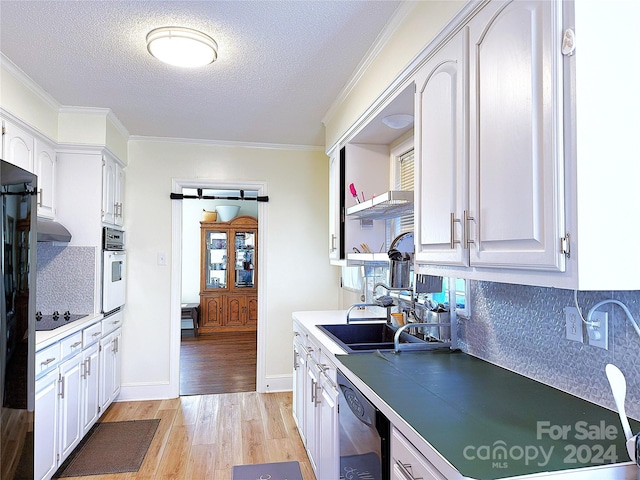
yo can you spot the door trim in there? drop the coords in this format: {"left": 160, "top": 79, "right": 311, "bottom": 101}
{"left": 170, "top": 178, "right": 268, "bottom": 397}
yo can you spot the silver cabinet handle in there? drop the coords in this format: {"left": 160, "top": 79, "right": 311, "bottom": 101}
{"left": 464, "top": 210, "right": 475, "bottom": 248}
{"left": 92, "top": 332, "right": 102, "bottom": 337}
{"left": 70, "top": 341, "right": 82, "bottom": 348}
{"left": 395, "top": 460, "right": 423, "bottom": 480}
{"left": 58, "top": 375, "right": 65, "bottom": 398}
{"left": 450, "top": 212, "right": 461, "bottom": 249}
{"left": 81, "top": 359, "right": 87, "bottom": 379}
{"left": 310, "top": 378, "right": 316, "bottom": 404}
{"left": 37, "top": 188, "right": 43, "bottom": 207}
{"left": 41, "top": 357, "right": 56, "bottom": 366}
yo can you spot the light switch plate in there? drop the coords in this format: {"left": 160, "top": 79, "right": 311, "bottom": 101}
{"left": 564, "top": 307, "right": 583, "bottom": 343}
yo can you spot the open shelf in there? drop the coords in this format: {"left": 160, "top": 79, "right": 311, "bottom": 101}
{"left": 346, "top": 191, "right": 413, "bottom": 220}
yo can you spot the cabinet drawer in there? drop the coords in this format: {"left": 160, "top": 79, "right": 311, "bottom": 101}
{"left": 59, "top": 331, "right": 83, "bottom": 360}
{"left": 102, "top": 310, "right": 123, "bottom": 336}
{"left": 35, "top": 343, "right": 60, "bottom": 378}
{"left": 392, "top": 427, "right": 446, "bottom": 480}
{"left": 83, "top": 322, "right": 103, "bottom": 346}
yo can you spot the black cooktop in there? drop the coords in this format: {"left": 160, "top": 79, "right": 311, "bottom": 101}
{"left": 35, "top": 312, "right": 89, "bottom": 331}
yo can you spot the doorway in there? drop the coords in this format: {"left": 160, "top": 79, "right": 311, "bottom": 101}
{"left": 170, "top": 180, "right": 268, "bottom": 397}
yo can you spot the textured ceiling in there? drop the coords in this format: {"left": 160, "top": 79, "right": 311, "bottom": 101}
{"left": 0, "top": 0, "right": 403, "bottom": 147}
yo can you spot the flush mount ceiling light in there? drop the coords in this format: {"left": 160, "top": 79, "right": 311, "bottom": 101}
{"left": 146, "top": 26, "right": 218, "bottom": 68}
{"left": 381, "top": 114, "right": 414, "bottom": 129}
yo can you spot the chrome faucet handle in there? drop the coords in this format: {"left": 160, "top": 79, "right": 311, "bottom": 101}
{"left": 393, "top": 322, "right": 452, "bottom": 352}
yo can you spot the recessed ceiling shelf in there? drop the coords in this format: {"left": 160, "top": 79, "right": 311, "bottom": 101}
{"left": 346, "top": 190, "right": 413, "bottom": 220}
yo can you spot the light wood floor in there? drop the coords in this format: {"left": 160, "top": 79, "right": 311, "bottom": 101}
{"left": 59, "top": 391, "right": 315, "bottom": 480}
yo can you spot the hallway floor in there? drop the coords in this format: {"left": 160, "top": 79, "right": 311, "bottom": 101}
{"left": 180, "top": 330, "right": 257, "bottom": 395}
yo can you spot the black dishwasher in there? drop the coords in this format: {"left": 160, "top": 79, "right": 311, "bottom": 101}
{"left": 337, "top": 370, "right": 390, "bottom": 480}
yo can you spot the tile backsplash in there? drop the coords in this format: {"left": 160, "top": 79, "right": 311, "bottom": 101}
{"left": 36, "top": 243, "right": 96, "bottom": 314}
{"left": 460, "top": 281, "right": 640, "bottom": 420}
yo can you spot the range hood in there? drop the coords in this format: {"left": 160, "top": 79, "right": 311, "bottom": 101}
{"left": 37, "top": 219, "right": 72, "bottom": 243}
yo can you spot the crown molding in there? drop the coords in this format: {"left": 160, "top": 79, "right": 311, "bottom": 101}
{"left": 129, "top": 135, "right": 325, "bottom": 152}
{"left": 321, "top": 1, "right": 418, "bottom": 128}
{"left": 0, "top": 52, "right": 61, "bottom": 111}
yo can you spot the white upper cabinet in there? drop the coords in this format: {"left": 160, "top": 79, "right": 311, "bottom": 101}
{"left": 101, "top": 152, "right": 125, "bottom": 227}
{"left": 35, "top": 138, "right": 57, "bottom": 219}
{"left": 414, "top": 31, "right": 468, "bottom": 267}
{"left": 328, "top": 150, "right": 341, "bottom": 262}
{"left": 414, "top": 0, "right": 640, "bottom": 290}
{"left": 466, "top": 0, "right": 565, "bottom": 272}
{"left": 415, "top": 0, "right": 573, "bottom": 287}
{"left": 2, "top": 119, "right": 34, "bottom": 172}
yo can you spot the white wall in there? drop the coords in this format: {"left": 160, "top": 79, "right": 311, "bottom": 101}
{"left": 121, "top": 139, "right": 341, "bottom": 398}
{"left": 181, "top": 198, "right": 258, "bottom": 304}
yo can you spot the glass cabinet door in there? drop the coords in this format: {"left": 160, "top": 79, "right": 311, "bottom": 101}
{"left": 206, "top": 231, "right": 227, "bottom": 289}
{"left": 234, "top": 231, "right": 255, "bottom": 288}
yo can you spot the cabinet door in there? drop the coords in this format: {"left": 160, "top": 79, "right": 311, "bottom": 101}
{"left": 35, "top": 370, "right": 59, "bottom": 480}
{"left": 35, "top": 139, "right": 56, "bottom": 219}
{"left": 81, "top": 342, "right": 100, "bottom": 435}
{"left": 304, "top": 359, "right": 320, "bottom": 473}
{"left": 328, "top": 150, "right": 343, "bottom": 262}
{"left": 202, "top": 229, "right": 229, "bottom": 290}
{"left": 114, "top": 163, "right": 125, "bottom": 226}
{"left": 233, "top": 230, "right": 256, "bottom": 288}
{"left": 101, "top": 155, "right": 116, "bottom": 225}
{"left": 292, "top": 337, "right": 307, "bottom": 442}
{"left": 2, "top": 120, "right": 34, "bottom": 172}
{"left": 316, "top": 377, "right": 339, "bottom": 480}
{"left": 201, "top": 295, "right": 223, "bottom": 328}
{"left": 99, "top": 332, "right": 115, "bottom": 412}
{"left": 225, "top": 295, "right": 246, "bottom": 327}
{"left": 415, "top": 31, "right": 468, "bottom": 266}
{"left": 58, "top": 354, "right": 83, "bottom": 460}
{"left": 245, "top": 295, "right": 258, "bottom": 328}
{"left": 112, "top": 328, "right": 122, "bottom": 400}
{"left": 467, "top": 0, "right": 565, "bottom": 271}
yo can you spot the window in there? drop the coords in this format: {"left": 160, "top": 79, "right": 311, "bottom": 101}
{"left": 429, "top": 277, "right": 470, "bottom": 319}
{"left": 387, "top": 142, "right": 415, "bottom": 246}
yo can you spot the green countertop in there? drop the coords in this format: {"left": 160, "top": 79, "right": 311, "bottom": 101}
{"left": 337, "top": 350, "right": 639, "bottom": 479}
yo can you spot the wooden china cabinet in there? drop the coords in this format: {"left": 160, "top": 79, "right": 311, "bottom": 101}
{"left": 199, "top": 216, "right": 257, "bottom": 333}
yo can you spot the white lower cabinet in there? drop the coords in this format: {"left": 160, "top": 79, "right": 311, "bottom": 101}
{"left": 58, "top": 353, "right": 83, "bottom": 460}
{"left": 391, "top": 427, "right": 447, "bottom": 480}
{"left": 99, "top": 326, "right": 122, "bottom": 412}
{"left": 35, "top": 319, "right": 118, "bottom": 480}
{"left": 316, "top": 371, "right": 339, "bottom": 480}
{"left": 81, "top": 342, "right": 101, "bottom": 435}
{"left": 292, "top": 324, "right": 339, "bottom": 479}
{"left": 35, "top": 369, "right": 59, "bottom": 480}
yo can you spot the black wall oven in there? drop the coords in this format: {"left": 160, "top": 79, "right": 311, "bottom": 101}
{"left": 338, "top": 369, "right": 390, "bottom": 480}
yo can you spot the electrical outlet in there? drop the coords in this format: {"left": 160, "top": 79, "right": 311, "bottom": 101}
{"left": 564, "top": 307, "right": 583, "bottom": 342}
{"left": 587, "top": 311, "right": 608, "bottom": 349}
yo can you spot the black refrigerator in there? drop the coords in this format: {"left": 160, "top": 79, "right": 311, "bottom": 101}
{"left": 1, "top": 159, "right": 37, "bottom": 479}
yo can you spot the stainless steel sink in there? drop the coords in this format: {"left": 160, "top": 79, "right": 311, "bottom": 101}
{"left": 317, "top": 323, "right": 440, "bottom": 353}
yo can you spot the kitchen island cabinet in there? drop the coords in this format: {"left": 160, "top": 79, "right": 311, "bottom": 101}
{"left": 293, "top": 310, "right": 640, "bottom": 480}
{"left": 199, "top": 216, "right": 257, "bottom": 333}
